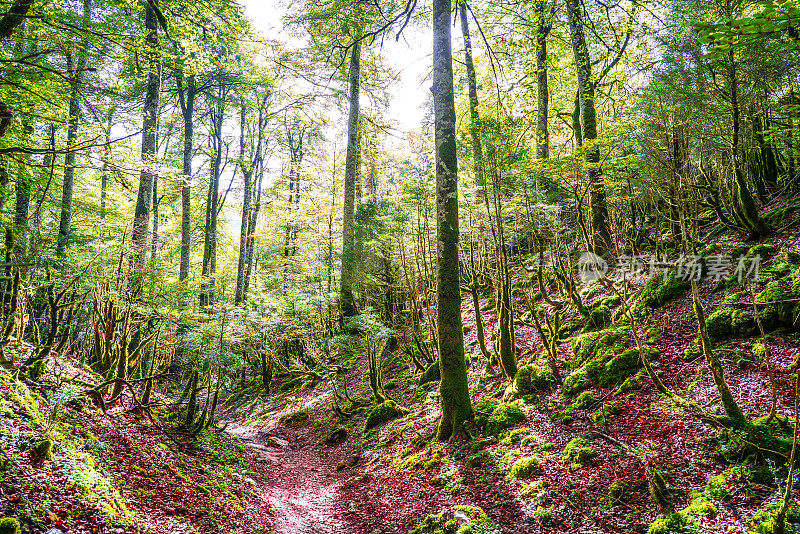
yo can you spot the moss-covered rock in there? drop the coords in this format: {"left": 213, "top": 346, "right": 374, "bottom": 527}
{"left": 608, "top": 478, "right": 631, "bottom": 503}
{"left": 562, "top": 437, "right": 595, "bottom": 468}
{"left": 280, "top": 376, "right": 305, "bottom": 392}
{"left": 322, "top": 425, "right": 348, "bottom": 445}
{"left": 364, "top": 400, "right": 409, "bottom": 431}
{"left": 646, "top": 512, "right": 686, "bottom": 534}
{"left": 684, "top": 336, "right": 703, "bottom": 361}
{"left": 504, "top": 360, "right": 555, "bottom": 400}
{"left": 586, "top": 304, "right": 609, "bottom": 330}
{"left": 481, "top": 403, "right": 525, "bottom": 436}
{"left": 33, "top": 439, "right": 53, "bottom": 462}
{"left": 507, "top": 457, "right": 541, "bottom": 480}
{"left": 572, "top": 390, "right": 597, "bottom": 410}
{"left": 279, "top": 409, "right": 309, "bottom": 426}
{"left": 418, "top": 361, "right": 440, "bottom": 386}
{"left": 564, "top": 327, "right": 655, "bottom": 396}
{"left": 0, "top": 518, "right": 20, "bottom": 534}
{"left": 747, "top": 243, "right": 775, "bottom": 260}
{"left": 705, "top": 306, "right": 756, "bottom": 340}
{"left": 633, "top": 272, "right": 690, "bottom": 317}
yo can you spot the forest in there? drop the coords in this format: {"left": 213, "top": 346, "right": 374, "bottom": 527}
{"left": 0, "top": 0, "right": 799, "bottom": 532}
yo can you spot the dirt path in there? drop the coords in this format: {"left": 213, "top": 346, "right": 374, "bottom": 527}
{"left": 226, "top": 422, "right": 353, "bottom": 534}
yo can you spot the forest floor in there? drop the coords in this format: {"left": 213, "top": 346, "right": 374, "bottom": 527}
{"left": 3, "top": 205, "right": 800, "bottom": 534}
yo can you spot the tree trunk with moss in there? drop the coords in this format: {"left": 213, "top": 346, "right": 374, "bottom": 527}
{"left": 690, "top": 279, "right": 748, "bottom": 428}
{"left": 459, "top": 1, "right": 484, "bottom": 203}
{"left": 433, "top": 0, "right": 473, "bottom": 441}
{"left": 565, "top": 0, "right": 612, "bottom": 254}
{"left": 340, "top": 38, "right": 361, "bottom": 319}
{"left": 728, "top": 54, "right": 767, "bottom": 237}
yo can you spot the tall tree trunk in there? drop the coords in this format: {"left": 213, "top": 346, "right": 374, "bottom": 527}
{"left": 243, "top": 166, "right": 263, "bottom": 297}
{"left": 236, "top": 105, "right": 252, "bottom": 305}
{"left": 340, "top": 39, "right": 361, "bottom": 318}
{"left": 201, "top": 93, "right": 223, "bottom": 308}
{"left": 99, "top": 106, "right": 113, "bottom": 221}
{"left": 434, "top": 0, "right": 473, "bottom": 441}
{"left": 565, "top": 0, "right": 612, "bottom": 254}
{"left": 535, "top": 0, "right": 551, "bottom": 191}
{"left": 459, "top": 1, "right": 484, "bottom": 204}
{"left": 150, "top": 174, "right": 158, "bottom": 260}
{"left": 729, "top": 54, "right": 767, "bottom": 237}
{"left": 177, "top": 72, "right": 194, "bottom": 293}
{"left": 56, "top": 0, "right": 90, "bottom": 257}
{"left": 132, "top": 0, "right": 161, "bottom": 274}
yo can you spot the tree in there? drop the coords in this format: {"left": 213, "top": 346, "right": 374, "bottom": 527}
{"left": 433, "top": 0, "right": 473, "bottom": 441}
{"left": 340, "top": 37, "right": 361, "bottom": 319}
{"left": 56, "top": 0, "right": 90, "bottom": 257}
{"left": 565, "top": 0, "right": 612, "bottom": 254}
{"left": 132, "top": 0, "right": 162, "bottom": 275}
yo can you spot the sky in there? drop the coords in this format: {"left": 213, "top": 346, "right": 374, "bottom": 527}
{"left": 239, "top": 0, "right": 432, "bottom": 135}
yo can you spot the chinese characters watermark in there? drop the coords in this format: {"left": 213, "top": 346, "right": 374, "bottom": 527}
{"left": 576, "top": 252, "right": 762, "bottom": 284}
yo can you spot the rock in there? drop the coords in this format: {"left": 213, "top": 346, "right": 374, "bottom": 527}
{"left": 363, "top": 400, "right": 409, "bottom": 431}
{"left": 264, "top": 436, "right": 288, "bottom": 448}
{"left": 45, "top": 530, "right": 65, "bottom": 534}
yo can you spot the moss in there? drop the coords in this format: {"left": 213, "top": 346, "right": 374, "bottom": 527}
{"left": 466, "top": 450, "right": 491, "bottom": 468}
{"left": 507, "top": 457, "right": 541, "bottom": 479}
{"left": 504, "top": 360, "right": 554, "bottom": 400}
{"left": 634, "top": 272, "right": 690, "bottom": 316}
{"left": 572, "top": 391, "right": 597, "bottom": 409}
{"left": 364, "top": 400, "right": 409, "bottom": 431}
{"left": 607, "top": 479, "right": 629, "bottom": 503}
{"left": 279, "top": 376, "right": 305, "bottom": 392}
{"left": 557, "top": 319, "right": 582, "bottom": 338}
{"left": 705, "top": 306, "right": 755, "bottom": 340}
{"left": 749, "top": 505, "right": 800, "bottom": 534}
{"left": 35, "top": 439, "right": 53, "bottom": 460}
{"left": 614, "top": 373, "right": 643, "bottom": 395}
{"left": 418, "top": 361, "right": 440, "bottom": 386}
{"left": 704, "top": 465, "right": 745, "bottom": 500}
{"left": 562, "top": 437, "right": 596, "bottom": 468}
{"left": 279, "top": 409, "right": 309, "bottom": 426}
{"left": 646, "top": 512, "right": 686, "bottom": 534}
{"left": 476, "top": 402, "right": 524, "bottom": 436}
{"left": 592, "top": 402, "right": 621, "bottom": 426}
{"left": 500, "top": 428, "right": 531, "bottom": 445}
{"left": 683, "top": 493, "right": 717, "bottom": 521}
{"left": 586, "top": 304, "right": 609, "bottom": 329}
{"left": 684, "top": 336, "right": 703, "bottom": 361}
{"left": 747, "top": 243, "right": 775, "bottom": 260}
{"left": 565, "top": 327, "right": 651, "bottom": 395}
{"left": 409, "top": 511, "right": 447, "bottom": 534}
{"left": 532, "top": 506, "right": 555, "bottom": 525}
{"left": 0, "top": 518, "right": 20, "bottom": 534}
{"left": 322, "top": 425, "right": 348, "bottom": 445}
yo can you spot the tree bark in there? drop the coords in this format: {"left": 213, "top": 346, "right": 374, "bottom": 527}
{"left": 340, "top": 39, "right": 361, "bottom": 318}
{"left": 565, "top": 0, "right": 612, "bottom": 254}
{"left": 236, "top": 104, "right": 252, "bottom": 304}
{"left": 534, "top": 0, "right": 551, "bottom": 192}
{"left": 132, "top": 0, "right": 161, "bottom": 274}
{"left": 176, "top": 71, "right": 195, "bottom": 293}
{"left": 459, "top": 1, "right": 484, "bottom": 204}
{"left": 56, "top": 0, "right": 90, "bottom": 257}
{"left": 433, "top": 0, "right": 473, "bottom": 441}
{"left": 201, "top": 91, "right": 223, "bottom": 308}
